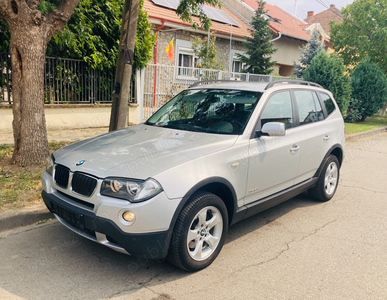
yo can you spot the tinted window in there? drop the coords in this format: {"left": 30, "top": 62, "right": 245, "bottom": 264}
{"left": 260, "top": 91, "right": 293, "bottom": 129}
{"left": 313, "top": 92, "right": 324, "bottom": 121}
{"left": 146, "top": 89, "right": 263, "bottom": 135}
{"left": 319, "top": 92, "right": 335, "bottom": 115}
{"left": 294, "top": 90, "right": 318, "bottom": 125}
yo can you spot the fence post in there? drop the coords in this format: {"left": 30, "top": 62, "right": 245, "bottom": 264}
{"left": 198, "top": 68, "right": 202, "bottom": 81}
{"left": 246, "top": 73, "right": 250, "bottom": 82}
{"left": 217, "top": 70, "right": 222, "bottom": 80}
{"left": 138, "top": 68, "right": 145, "bottom": 123}
{"left": 269, "top": 75, "right": 273, "bottom": 82}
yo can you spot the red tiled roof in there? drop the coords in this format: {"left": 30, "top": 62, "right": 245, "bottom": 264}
{"left": 304, "top": 6, "right": 343, "bottom": 34}
{"left": 144, "top": 0, "right": 253, "bottom": 39}
{"left": 243, "top": 0, "right": 311, "bottom": 41}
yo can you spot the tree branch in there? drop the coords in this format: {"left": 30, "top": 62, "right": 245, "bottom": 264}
{"left": 45, "top": 0, "right": 80, "bottom": 40}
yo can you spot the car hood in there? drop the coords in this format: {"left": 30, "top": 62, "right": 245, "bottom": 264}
{"left": 53, "top": 124, "right": 238, "bottom": 179}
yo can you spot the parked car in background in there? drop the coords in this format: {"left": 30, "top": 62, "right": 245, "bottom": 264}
{"left": 42, "top": 80, "right": 345, "bottom": 271}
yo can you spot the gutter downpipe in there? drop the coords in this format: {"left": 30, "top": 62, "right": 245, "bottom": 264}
{"left": 270, "top": 32, "right": 282, "bottom": 43}
{"left": 153, "top": 19, "right": 166, "bottom": 106}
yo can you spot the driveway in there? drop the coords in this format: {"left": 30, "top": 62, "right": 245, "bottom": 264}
{"left": 1, "top": 133, "right": 387, "bottom": 300}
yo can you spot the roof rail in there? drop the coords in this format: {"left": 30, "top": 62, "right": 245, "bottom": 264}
{"left": 189, "top": 80, "right": 244, "bottom": 88}
{"left": 265, "top": 80, "right": 323, "bottom": 90}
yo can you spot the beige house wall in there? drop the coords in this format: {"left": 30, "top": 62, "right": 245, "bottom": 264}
{"left": 0, "top": 104, "right": 139, "bottom": 133}
{"left": 272, "top": 36, "right": 306, "bottom": 68}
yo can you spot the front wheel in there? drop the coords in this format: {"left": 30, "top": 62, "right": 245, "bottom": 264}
{"left": 167, "top": 192, "right": 228, "bottom": 271}
{"left": 309, "top": 155, "right": 340, "bottom": 202}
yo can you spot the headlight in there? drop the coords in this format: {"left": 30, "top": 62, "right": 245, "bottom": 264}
{"left": 101, "top": 178, "right": 163, "bottom": 202}
{"left": 46, "top": 155, "right": 54, "bottom": 176}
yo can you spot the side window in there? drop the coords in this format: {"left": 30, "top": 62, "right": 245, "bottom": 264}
{"left": 313, "top": 92, "right": 324, "bottom": 121}
{"left": 294, "top": 90, "right": 318, "bottom": 125}
{"left": 260, "top": 91, "right": 293, "bottom": 129}
{"left": 319, "top": 92, "right": 336, "bottom": 115}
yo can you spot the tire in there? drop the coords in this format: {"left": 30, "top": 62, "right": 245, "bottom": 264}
{"left": 167, "top": 192, "right": 228, "bottom": 272}
{"left": 309, "top": 155, "right": 340, "bottom": 202}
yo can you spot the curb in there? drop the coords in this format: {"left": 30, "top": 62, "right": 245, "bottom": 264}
{"left": 345, "top": 126, "right": 387, "bottom": 143}
{"left": 1, "top": 126, "right": 387, "bottom": 233}
{"left": 0, "top": 204, "right": 53, "bottom": 233}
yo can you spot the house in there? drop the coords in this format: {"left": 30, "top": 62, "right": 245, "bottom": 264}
{"left": 304, "top": 4, "right": 343, "bottom": 35}
{"left": 144, "top": 0, "right": 253, "bottom": 73}
{"left": 241, "top": 0, "right": 329, "bottom": 76}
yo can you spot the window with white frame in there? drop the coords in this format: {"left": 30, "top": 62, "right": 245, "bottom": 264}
{"left": 176, "top": 40, "right": 198, "bottom": 77}
{"left": 231, "top": 49, "right": 247, "bottom": 73}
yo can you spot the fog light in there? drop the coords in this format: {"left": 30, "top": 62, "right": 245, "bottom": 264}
{"left": 122, "top": 211, "right": 135, "bottom": 223}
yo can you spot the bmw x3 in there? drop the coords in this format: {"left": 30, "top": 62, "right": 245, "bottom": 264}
{"left": 42, "top": 80, "right": 345, "bottom": 271}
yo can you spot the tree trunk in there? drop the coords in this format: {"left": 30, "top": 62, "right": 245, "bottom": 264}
{"left": 0, "top": 0, "right": 81, "bottom": 165}
{"left": 378, "top": 100, "right": 387, "bottom": 117}
{"left": 109, "top": 0, "right": 140, "bottom": 131}
{"left": 10, "top": 32, "right": 50, "bottom": 165}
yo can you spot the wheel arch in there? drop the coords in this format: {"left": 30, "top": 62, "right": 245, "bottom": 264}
{"left": 164, "top": 177, "right": 238, "bottom": 256}
{"left": 314, "top": 144, "right": 344, "bottom": 179}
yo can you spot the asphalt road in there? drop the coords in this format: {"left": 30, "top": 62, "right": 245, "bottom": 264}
{"left": 1, "top": 133, "right": 387, "bottom": 300}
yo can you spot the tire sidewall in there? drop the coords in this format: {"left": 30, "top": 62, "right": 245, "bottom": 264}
{"left": 178, "top": 193, "right": 228, "bottom": 271}
{"left": 321, "top": 155, "right": 340, "bottom": 201}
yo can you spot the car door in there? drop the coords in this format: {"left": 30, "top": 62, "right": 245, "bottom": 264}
{"left": 244, "top": 90, "right": 302, "bottom": 205}
{"left": 292, "top": 90, "right": 332, "bottom": 184}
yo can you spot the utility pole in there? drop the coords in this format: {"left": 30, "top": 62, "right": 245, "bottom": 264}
{"left": 109, "top": 0, "right": 140, "bottom": 132}
{"left": 294, "top": 0, "right": 298, "bottom": 16}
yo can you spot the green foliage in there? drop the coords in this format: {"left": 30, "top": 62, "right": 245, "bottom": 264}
{"left": 133, "top": 0, "right": 156, "bottom": 73}
{"left": 330, "top": 0, "right": 387, "bottom": 73}
{"left": 344, "top": 98, "right": 365, "bottom": 123}
{"left": 191, "top": 32, "right": 223, "bottom": 70}
{"left": 1, "top": 0, "right": 155, "bottom": 73}
{"left": 293, "top": 30, "right": 324, "bottom": 78}
{"left": 350, "top": 57, "right": 387, "bottom": 120}
{"left": 303, "top": 52, "right": 352, "bottom": 114}
{"left": 237, "top": 0, "right": 277, "bottom": 74}
{"left": 176, "top": 0, "right": 221, "bottom": 30}
{"left": 0, "top": 19, "right": 10, "bottom": 53}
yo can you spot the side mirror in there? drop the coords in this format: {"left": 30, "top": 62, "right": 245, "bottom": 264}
{"left": 260, "top": 122, "right": 286, "bottom": 137}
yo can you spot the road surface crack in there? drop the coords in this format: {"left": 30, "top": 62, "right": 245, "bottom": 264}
{"left": 340, "top": 185, "right": 387, "bottom": 194}
{"left": 233, "top": 219, "right": 337, "bottom": 274}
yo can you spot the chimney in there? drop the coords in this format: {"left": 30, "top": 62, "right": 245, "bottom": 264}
{"left": 307, "top": 11, "right": 314, "bottom": 18}
{"left": 330, "top": 4, "right": 335, "bottom": 8}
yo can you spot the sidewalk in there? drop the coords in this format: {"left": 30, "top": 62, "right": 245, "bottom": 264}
{"left": 0, "top": 127, "right": 109, "bottom": 146}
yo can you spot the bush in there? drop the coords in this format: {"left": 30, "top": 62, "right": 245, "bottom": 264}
{"left": 303, "top": 52, "right": 352, "bottom": 115}
{"left": 344, "top": 98, "right": 364, "bottom": 123}
{"left": 351, "top": 57, "right": 387, "bottom": 121}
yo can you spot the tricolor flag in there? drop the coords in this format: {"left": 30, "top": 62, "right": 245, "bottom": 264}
{"left": 166, "top": 37, "right": 174, "bottom": 62}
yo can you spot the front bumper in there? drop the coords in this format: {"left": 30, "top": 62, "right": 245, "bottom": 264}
{"left": 42, "top": 190, "right": 170, "bottom": 259}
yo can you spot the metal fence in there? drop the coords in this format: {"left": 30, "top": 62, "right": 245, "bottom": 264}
{"left": 138, "top": 64, "right": 289, "bottom": 122}
{"left": 0, "top": 53, "right": 131, "bottom": 105}
{"left": 0, "top": 53, "right": 12, "bottom": 104}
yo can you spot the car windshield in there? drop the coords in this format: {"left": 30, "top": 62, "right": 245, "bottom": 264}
{"left": 145, "top": 89, "right": 263, "bottom": 135}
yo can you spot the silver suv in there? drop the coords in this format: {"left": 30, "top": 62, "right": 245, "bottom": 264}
{"left": 42, "top": 80, "right": 345, "bottom": 271}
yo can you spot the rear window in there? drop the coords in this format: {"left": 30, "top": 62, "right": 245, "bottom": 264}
{"left": 319, "top": 93, "right": 336, "bottom": 115}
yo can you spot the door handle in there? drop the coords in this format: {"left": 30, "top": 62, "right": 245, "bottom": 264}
{"left": 323, "top": 135, "right": 330, "bottom": 141}
{"left": 290, "top": 145, "right": 300, "bottom": 153}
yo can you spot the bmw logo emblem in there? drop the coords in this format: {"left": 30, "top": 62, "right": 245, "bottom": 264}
{"left": 201, "top": 229, "right": 205, "bottom": 236}
{"left": 76, "top": 160, "right": 85, "bottom": 166}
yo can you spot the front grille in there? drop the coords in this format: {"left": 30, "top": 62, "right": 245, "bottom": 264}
{"left": 71, "top": 173, "right": 97, "bottom": 197}
{"left": 54, "top": 165, "right": 70, "bottom": 188}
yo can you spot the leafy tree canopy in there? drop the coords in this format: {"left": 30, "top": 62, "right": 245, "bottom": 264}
{"left": 303, "top": 51, "right": 352, "bottom": 114}
{"left": 192, "top": 32, "right": 223, "bottom": 70}
{"left": 237, "top": 0, "right": 277, "bottom": 75}
{"left": 1, "top": 0, "right": 155, "bottom": 73}
{"left": 293, "top": 30, "right": 324, "bottom": 78}
{"left": 330, "top": 0, "right": 387, "bottom": 73}
{"left": 351, "top": 56, "right": 387, "bottom": 120}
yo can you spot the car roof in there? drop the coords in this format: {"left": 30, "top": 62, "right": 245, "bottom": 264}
{"left": 188, "top": 80, "right": 325, "bottom": 93}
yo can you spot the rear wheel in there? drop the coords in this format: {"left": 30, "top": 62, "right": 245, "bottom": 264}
{"left": 167, "top": 192, "right": 228, "bottom": 271}
{"left": 309, "top": 155, "right": 340, "bottom": 202}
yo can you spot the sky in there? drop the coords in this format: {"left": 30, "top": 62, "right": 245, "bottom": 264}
{"left": 264, "top": 0, "right": 354, "bottom": 20}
